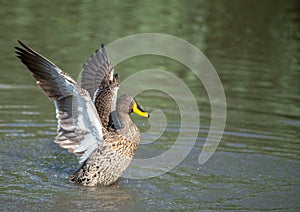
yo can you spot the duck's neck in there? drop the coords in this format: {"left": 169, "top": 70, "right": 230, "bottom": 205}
{"left": 117, "top": 112, "right": 132, "bottom": 129}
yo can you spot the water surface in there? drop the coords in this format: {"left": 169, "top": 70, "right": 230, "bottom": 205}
{"left": 1, "top": 0, "right": 299, "bottom": 211}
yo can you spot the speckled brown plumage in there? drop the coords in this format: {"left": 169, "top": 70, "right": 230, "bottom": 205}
{"left": 70, "top": 95, "right": 141, "bottom": 186}
{"left": 94, "top": 74, "right": 119, "bottom": 130}
{"left": 15, "top": 41, "right": 150, "bottom": 186}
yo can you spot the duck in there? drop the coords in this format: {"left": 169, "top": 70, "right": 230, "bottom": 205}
{"left": 15, "top": 40, "right": 150, "bottom": 186}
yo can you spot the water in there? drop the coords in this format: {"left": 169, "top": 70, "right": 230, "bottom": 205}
{"left": 1, "top": 0, "right": 299, "bottom": 210}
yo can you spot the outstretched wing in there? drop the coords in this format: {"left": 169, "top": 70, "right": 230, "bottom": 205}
{"left": 15, "top": 40, "right": 103, "bottom": 164}
{"left": 81, "top": 44, "right": 120, "bottom": 129}
{"left": 80, "top": 44, "right": 115, "bottom": 100}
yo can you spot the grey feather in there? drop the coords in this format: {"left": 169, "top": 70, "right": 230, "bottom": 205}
{"left": 15, "top": 40, "right": 103, "bottom": 164}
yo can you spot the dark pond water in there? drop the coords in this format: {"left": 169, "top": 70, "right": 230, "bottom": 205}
{"left": 1, "top": 0, "right": 299, "bottom": 211}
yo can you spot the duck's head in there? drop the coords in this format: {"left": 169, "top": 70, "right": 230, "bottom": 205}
{"left": 117, "top": 94, "right": 150, "bottom": 118}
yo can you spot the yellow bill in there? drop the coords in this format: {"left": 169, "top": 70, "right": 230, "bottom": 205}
{"left": 133, "top": 101, "right": 150, "bottom": 118}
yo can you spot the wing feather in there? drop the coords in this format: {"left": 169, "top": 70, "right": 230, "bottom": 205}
{"left": 15, "top": 40, "right": 103, "bottom": 163}
{"left": 80, "top": 44, "right": 120, "bottom": 129}
{"left": 80, "top": 45, "right": 114, "bottom": 98}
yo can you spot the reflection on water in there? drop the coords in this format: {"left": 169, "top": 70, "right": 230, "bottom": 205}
{"left": 1, "top": 0, "right": 299, "bottom": 210}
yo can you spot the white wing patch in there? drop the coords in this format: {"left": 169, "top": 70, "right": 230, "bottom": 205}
{"left": 92, "top": 88, "right": 99, "bottom": 103}
{"left": 54, "top": 87, "right": 103, "bottom": 164}
{"left": 111, "top": 87, "right": 119, "bottom": 111}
